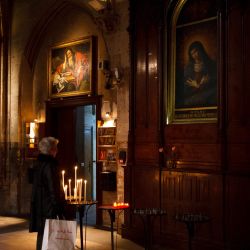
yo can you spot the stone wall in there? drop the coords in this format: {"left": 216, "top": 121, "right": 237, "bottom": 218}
{"left": 1, "top": 0, "right": 130, "bottom": 217}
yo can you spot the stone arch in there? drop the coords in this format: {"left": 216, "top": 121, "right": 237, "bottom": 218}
{"left": 19, "top": 1, "right": 95, "bottom": 122}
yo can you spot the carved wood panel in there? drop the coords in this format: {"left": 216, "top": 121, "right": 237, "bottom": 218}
{"left": 161, "top": 171, "right": 223, "bottom": 244}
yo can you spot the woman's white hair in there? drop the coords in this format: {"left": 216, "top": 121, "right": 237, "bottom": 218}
{"left": 38, "top": 137, "right": 59, "bottom": 155}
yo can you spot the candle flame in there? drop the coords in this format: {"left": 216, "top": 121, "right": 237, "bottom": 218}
{"left": 113, "top": 201, "right": 129, "bottom": 207}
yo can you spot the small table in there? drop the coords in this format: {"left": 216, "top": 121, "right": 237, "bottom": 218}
{"left": 98, "top": 204, "right": 129, "bottom": 250}
{"left": 133, "top": 208, "right": 167, "bottom": 250}
{"left": 175, "top": 213, "right": 210, "bottom": 250}
{"left": 67, "top": 200, "right": 98, "bottom": 250}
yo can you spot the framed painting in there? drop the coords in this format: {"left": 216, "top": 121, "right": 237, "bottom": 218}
{"left": 166, "top": 0, "right": 218, "bottom": 124}
{"left": 48, "top": 37, "right": 93, "bottom": 98}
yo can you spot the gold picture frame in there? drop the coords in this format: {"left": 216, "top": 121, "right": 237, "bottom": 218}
{"left": 48, "top": 37, "right": 94, "bottom": 98}
{"left": 166, "top": 0, "right": 218, "bottom": 124}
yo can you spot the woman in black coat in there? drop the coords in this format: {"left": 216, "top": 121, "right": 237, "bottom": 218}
{"left": 29, "top": 137, "right": 65, "bottom": 250}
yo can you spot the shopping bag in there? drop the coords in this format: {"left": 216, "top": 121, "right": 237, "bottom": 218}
{"left": 41, "top": 218, "right": 77, "bottom": 250}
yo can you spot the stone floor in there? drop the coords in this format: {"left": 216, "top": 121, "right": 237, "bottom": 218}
{"left": 0, "top": 216, "right": 144, "bottom": 250}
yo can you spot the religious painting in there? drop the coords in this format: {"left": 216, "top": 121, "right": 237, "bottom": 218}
{"left": 174, "top": 18, "right": 217, "bottom": 122}
{"left": 167, "top": 3, "right": 218, "bottom": 123}
{"left": 48, "top": 37, "right": 93, "bottom": 98}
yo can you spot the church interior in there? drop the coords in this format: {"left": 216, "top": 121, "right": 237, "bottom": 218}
{"left": 0, "top": 0, "right": 249, "bottom": 249}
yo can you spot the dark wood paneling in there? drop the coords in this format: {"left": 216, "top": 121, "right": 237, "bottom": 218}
{"left": 134, "top": 143, "right": 159, "bottom": 165}
{"left": 164, "top": 123, "right": 222, "bottom": 171}
{"left": 161, "top": 171, "right": 223, "bottom": 242}
{"left": 226, "top": 176, "right": 250, "bottom": 249}
{"left": 133, "top": 166, "right": 160, "bottom": 208}
{"left": 227, "top": 2, "right": 249, "bottom": 123}
{"left": 227, "top": 2, "right": 250, "bottom": 175}
{"left": 165, "top": 124, "right": 219, "bottom": 143}
{"left": 125, "top": 0, "right": 250, "bottom": 249}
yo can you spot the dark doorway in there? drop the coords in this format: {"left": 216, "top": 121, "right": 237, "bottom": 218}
{"left": 45, "top": 96, "right": 101, "bottom": 225}
{"left": 75, "top": 105, "right": 96, "bottom": 225}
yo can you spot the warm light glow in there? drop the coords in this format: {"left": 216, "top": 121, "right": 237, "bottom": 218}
{"left": 68, "top": 179, "right": 71, "bottom": 201}
{"left": 64, "top": 185, "right": 68, "bottom": 200}
{"left": 88, "top": 0, "right": 106, "bottom": 11}
{"left": 29, "top": 122, "right": 36, "bottom": 139}
{"left": 62, "top": 170, "right": 65, "bottom": 188}
{"left": 166, "top": 117, "right": 169, "bottom": 124}
{"left": 113, "top": 202, "right": 129, "bottom": 208}
{"left": 74, "top": 166, "right": 78, "bottom": 190}
{"left": 26, "top": 121, "right": 39, "bottom": 148}
{"left": 101, "top": 100, "right": 111, "bottom": 120}
{"left": 84, "top": 180, "right": 87, "bottom": 203}
{"left": 103, "top": 120, "right": 115, "bottom": 127}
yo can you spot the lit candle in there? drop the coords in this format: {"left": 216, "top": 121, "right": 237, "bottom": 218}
{"left": 74, "top": 166, "right": 78, "bottom": 189}
{"left": 77, "top": 180, "right": 80, "bottom": 203}
{"left": 79, "top": 179, "right": 83, "bottom": 203}
{"left": 74, "top": 187, "right": 77, "bottom": 201}
{"left": 68, "top": 179, "right": 71, "bottom": 202}
{"left": 84, "top": 180, "right": 87, "bottom": 203}
{"left": 62, "top": 170, "right": 65, "bottom": 189}
{"left": 64, "top": 185, "right": 68, "bottom": 200}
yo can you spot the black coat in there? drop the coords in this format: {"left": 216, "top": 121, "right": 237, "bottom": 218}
{"left": 29, "top": 154, "right": 65, "bottom": 232}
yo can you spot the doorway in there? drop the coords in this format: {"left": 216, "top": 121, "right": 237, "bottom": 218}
{"left": 45, "top": 96, "right": 102, "bottom": 225}
{"left": 75, "top": 105, "right": 96, "bottom": 225}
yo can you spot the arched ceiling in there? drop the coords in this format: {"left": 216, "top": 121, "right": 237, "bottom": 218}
{"left": 24, "top": 0, "right": 125, "bottom": 71}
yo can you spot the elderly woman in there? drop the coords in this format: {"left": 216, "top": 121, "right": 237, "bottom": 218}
{"left": 29, "top": 137, "right": 65, "bottom": 250}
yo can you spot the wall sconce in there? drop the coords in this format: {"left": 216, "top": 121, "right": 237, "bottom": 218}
{"left": 101, "top": 101, "right": 111, "bottom": 120}
{"left": 104, "top": 67, "right": 122, "bottom": 89}
{"left": 98, "top": 60, "right": 123, "bottom": 89}
{"left": 101, "top": 101, "right": 117, "bottom": 127}
{"left": 26, "top": 121, "right": 39, "bottom": 149}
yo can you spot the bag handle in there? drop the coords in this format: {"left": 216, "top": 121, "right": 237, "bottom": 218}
{"left": 56, "top": 215, "right": 66, "bottom": 220}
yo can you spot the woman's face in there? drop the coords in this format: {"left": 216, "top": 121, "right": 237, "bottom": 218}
{"left": 190, "top": 48, "right": 201, "bottom": 61}
{"left": 50, "top": 146, "right": 58, "bottom": 158}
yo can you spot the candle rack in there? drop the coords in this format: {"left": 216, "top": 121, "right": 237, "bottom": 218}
{"left": 175, "top": 213, "right": 210, "bottom": 250}
{"left": 133, "top": 208, "right": 167, "bottom": 250}
{"left": 67, "top": 200, "right": 98, "bottom": 250}
{"left": 66, "top": 199, "right": 97, "bottom": 205}
{"left": 61, "top": 167, "right": 88, "bottom": 203}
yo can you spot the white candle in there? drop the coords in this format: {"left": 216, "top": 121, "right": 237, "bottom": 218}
{"left": 74, "top": 187, "right": 77, "bottom": 200}
{"left": 64, "top": 185, "right": 68, "bottom": 200}
{"left": 77, "top": 179, "right": 80, "bottom": 202}
{"left": 62, "top": 170, "right": 65, "bottom": 189}
{"left": 74, "top": 166, "right": 78, "bottom": 189}
{"left": 68, "top": 179, "right": 71, "bottom": 201}
{"left": 79, "top": 179, "right": 83, "bottom": 203}
{"left": 84, "top": 180, "right": 87, "bottom": 203}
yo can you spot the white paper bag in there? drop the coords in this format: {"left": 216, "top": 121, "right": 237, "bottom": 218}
{"left": 42, "top": 219, "right": 77, "bottom": 250}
